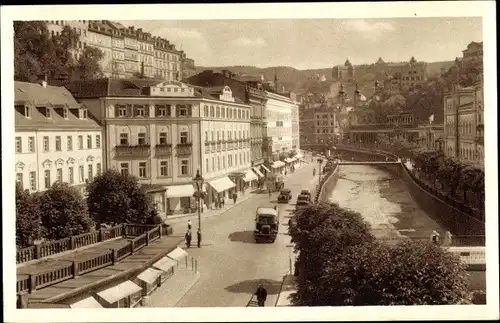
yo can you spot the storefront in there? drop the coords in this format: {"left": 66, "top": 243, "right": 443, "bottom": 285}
{"left": 141, "top": 185, "right": 167, "bottom": 220}
{"left": 135, "top": 267, "right": 163, "bottom": 297}
{"left": 165, "top": 184, "right": 195, "bottom": 215}
{"left": 152, "top": 256, "right": 177, "bottom": 283}
{"left": 261, "top": 164, "right": 272, "bottom": 177}
{"left": 70, "top": 296, "right": 103, "bottom": 309}
{"left": 96, "top": 280, "right": 143, "bottom": 308}
{"left": 228, "top": 172, "right": 246, "bottom": 194}
{"left": 207, "top": 176, "right": 236, "bottom": 207}
{"left": 271, "top": 160, "right": 286, "bottom": 175}
{"left": 242, "top": 169, "right": 259, "bottom": 191}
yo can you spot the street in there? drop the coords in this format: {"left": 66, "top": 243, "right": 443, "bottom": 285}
{"left": 174, "top": 161, "right": 317, "bottom": 307}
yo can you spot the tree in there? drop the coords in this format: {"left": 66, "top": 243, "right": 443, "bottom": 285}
{"left": 39, "top": 182, "right": 94, "bottom": 241}
{"left": 15, "top": 182, "right": 43, "bottom": 248}
{"left": 86, "top": 170, "right": 152, "bottom": 226}
{"left": 75, "top": 46, "right": 104, "bottom": 80}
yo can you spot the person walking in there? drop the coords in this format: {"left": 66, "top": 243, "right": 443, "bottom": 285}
{"left": 197, "top": 228, "right": 202, "bottom": 248}
{"left": 221, "top": 196, "right": 225, "bottom": 208}
{"left": 185, "top": 229, "right": 192, "bottom": 248}
{"left": 232, "top": 192, "right": 237, "bottom": 204}
{"left": 255, "top": 285, "right": 268, "bottom": 307}
{"left": 187, "top": 220, "right": 192, "bottom": 231}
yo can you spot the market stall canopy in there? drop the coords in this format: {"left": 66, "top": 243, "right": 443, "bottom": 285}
{"left": 137, "top": 268, "right": 163, "bottom": 285}
{"left": 252, "top": 167, "right": 264, "bottom": 178}
{"left": 167, "top": 247, "right": 188, "bottom": 262}
{"left": 70, "top": 296, "right": 103, "bottom": 308}
{"left": 165, "top": 184, "right": 194, "bottom": 198}
{"left": 295, "top": 153, "right": 304, "bottom": 159}
{"left": 97, "top": 280, "right": 142, "bottom": 305}
{"left": 243, "top": 169, "right": 258, "bottom": 182}
{"left": 261, "top": 165, "right": 271, "bottom": 173}
{"left": 208, "top": 176, "right": 235, "bottom": 193}
{"left": 153, "top": 256, "right": 177, "bottom": 272}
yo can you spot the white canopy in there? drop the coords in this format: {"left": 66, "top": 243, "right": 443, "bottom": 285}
{"left": 261, "top": 165, "right": 271, "bottom": 173}
{"left": 295, "top": 153, "right": 304, "bottom": 159}
{"left": 284, "top": 158, "right": 294, "bottom": 163}
{"left": 271, "top": 161, "right": 286, "bottom": 168}
{"left": 243, "top": 169, "right": 258, "bottom": 182}
{"left": 70, "top": 296, "right": 103, "bottom": 308}
{"left": 167, "top": 247, "right": 188, "bottom": 262}
{"left": 137, "top": 268, "right": 163, "bottom": 285}
{"left": 166, "top": 184, "right": 194, "bottom": 198}
{"left": 97, "top": 281, "right": 142, "bottom": 305}
{"left": 153, "top": 256, "right": 177, "bottom": 272}
{"left": 208, "top": 176, "right": 235, "bottom": 193}
{"left": 252, "top": 167, "right": 264, "bottom": 178}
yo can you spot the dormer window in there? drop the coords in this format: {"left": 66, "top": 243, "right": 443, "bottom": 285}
{"left": 46, "top": 107, "right": 52, "bottom": 119}
{"left": 25, "top": 106, "right": 31, "bottom": 118}
{"left": 79, "top": 109, "right": 88, "bottom": 119}
{"left": 63, "top": 108, "right": 69, "bottom": 119}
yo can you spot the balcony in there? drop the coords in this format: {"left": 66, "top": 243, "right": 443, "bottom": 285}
{"left": 176, "top": 143, "right": 192, "bottom": 156}
{"left": 115, "top": 144, "right": 151, "bottom": 157}
{"left": 155, "top": 144, "right": 172, "bottom": 156}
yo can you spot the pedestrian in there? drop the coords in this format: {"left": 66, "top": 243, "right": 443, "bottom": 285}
{"left": 197, "top": 228, "right": 202, "bottom": 248}
{"left": 187, "top": 220, "right": 192, "bottom": 231}
{"left": 255, "top": 284, "right": 268, "bottom": 307}
{"left": 185, "top": 229, "right": 192, "bottom": 248}
{"left": 430, "top": 230, "right": 440, "bottom": 245}
{"left": 232, "top": 192, "right": 237, "bottom": 204}
{"left": 444, "top": 231, "right": 453, "bottom": 246}
{"left": 221, "top": 196, "right": 225, "bottom": 208}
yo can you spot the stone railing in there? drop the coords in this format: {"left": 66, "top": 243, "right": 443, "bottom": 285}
{"left": 16, "top": 224, "right": 165, "bottom": 295}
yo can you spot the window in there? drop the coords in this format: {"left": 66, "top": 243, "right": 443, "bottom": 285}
{"left": 156, "top": 105, "right": 170, "bottom": 117}
{"left": 135, "top": 105, "right": 146, "bottom": 117}
{"left": 57, "top": 168, "right": 63, "bottom": 182}
{"left": 96, "top": 135, "right": 101, "bottom": 148}
{"left": 178, "top": 105, "right": 188, "bottom": 116}
{"left": 217, "top": 156, "right": 221, "bottom": 170}
{"left": 63, "top": 108, "right": 69, "bottom": 119}
{"left": 160, "top": 161, "right": 168, "bottom": 177}
{"left": 223, "top": 156, "right": 226, "bottom": 168}
{"left": 96, "top": 163, "right": 101, "bottom": 176}
{"left": 27, "top": 136, "right": 35, "bottom": 152}
{"left": 29, "top": 171, "right": 36, "bottom": 191}
{"left": 43, "top": 136, "right": 50, "bottom": 152}
{"left": 78, "top": 135, "right": 84, "bottom": 149}
{"left": 88, "top": 164, "right": 93, "bottom": 182}
{"left": 181, "top": 160, "right": 189, "bottom": 175}
{"left": 80, "top": 109, "right": 88, "bottom": 119}
{"left": 118, "top": 105, "right": 128, "bottom": 117}
{"left": 159, "top": 132, "right": 168, "bottom": 144}
{"left": 205, "top": 158, "right": 209, "bottom": 173}
{"left": 15, "top": 137, "right": 22, "bottom": 153}
{"left": 46, "top": 108, "right": 52, "bottom": 119}
{"left": 67, "top": 136, "right": 73, "bottom": 151}
{"left": 55, "top": 136, "right": 62, "bottom": 151}
{"left": 69, "top": 167, "right": 74, "bottom": 184}
{"left": 44, "top": 170, "right": 51, "bottom": 189}
{"left": 138, "top": 162, "right": 147, "bottom": 178}
{"left": 180, "top": 131, "right": 188, "bottom": 144}
{"left": 212, "top": 157, "right": 215, "bottom": 171}
{"left": 120, "top": 133, "right": 129, "bottom": 145}
{"left": 79, "top": 165, "right": 85, "bottom": 183}
{"left": 138, "top": 133, "right": 146, "bottom": 145}
{"left": 25, "top": 106, "right": 31, "bottom": 118}
{"left": 16, "top": 173, "right": 23, "bottom": 188}
{"left": 120, "top": 163, "right": 129, "bottom": 176}
{"left": 229, "top": 155, "right": 233, "bottom": 167}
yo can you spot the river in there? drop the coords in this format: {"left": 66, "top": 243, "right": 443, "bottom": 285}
{"left": 329, "top": 165, "right": 443, "bottom": 240}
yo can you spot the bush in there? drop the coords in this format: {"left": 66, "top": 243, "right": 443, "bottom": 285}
{"left": 15, "top": 182, "right": 42, "bottom": 248}
{"left": 40, "top": 182, "right": 94, "bottom": 240}
{"left": 86, "top": 170, "right": 152, "bottom": 226}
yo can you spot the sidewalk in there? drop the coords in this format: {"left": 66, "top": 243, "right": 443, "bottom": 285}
{"left": 275, "top": 274, "right": 297, "bottom": 306}
{"left": 146, "top": 266, "right": 200, "bottom": 307}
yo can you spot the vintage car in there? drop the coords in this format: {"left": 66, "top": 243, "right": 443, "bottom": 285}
{"left": 295, "top": 194, "right": 311, "bottom": 210}
{"left": 300, "top": 189, "right": 312, "bottom": 200}
{"left": 254, "top": 205, "right": 279, "bottom": 243}
{"left": 278, "top": 188, "right": 292, "bottom": 203}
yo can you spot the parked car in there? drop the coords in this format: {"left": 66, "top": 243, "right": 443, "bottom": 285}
{"left": 254, "top": 205, "right": 279, "bottom": 243}
{"left": 278, "top": 188, "right": 292, "bottom": 203}
{"left": 295, "top": 194, "right": 311, "bottom": 210}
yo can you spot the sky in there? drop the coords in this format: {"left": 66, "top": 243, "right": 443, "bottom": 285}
{"left": 117, "top": 17, "right": 482, "bottom": 70}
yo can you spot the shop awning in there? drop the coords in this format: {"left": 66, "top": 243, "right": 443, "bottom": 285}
{"left": 252, "top": 167, "right": 264, "bottom": 178}
{"left": 167, "top": 247, "right": 188, "bottom": 262}
{"left": 153, "top": 256, "right": 177, "bottom": 272}
{"left": 271, "top": 161, "right": 286, "bottom": 168}
{"left": 70, "top": 296, "right": 103, "bottom": 308}
{"left": 295, "top": 153, "right": 304, "bottom": 159}
{"left": 208, "top": 176, "right": 235, "bottom": 193}
{"left": 261, "top": 165, "right": 271, "bottom": 173}
{"left": 166, "top": 184, "right": 194, "bottom": 198}
{"left": 243, "top": 169, "right": 258, "bottom": 182}
{"left": 290, "top": 157, "right": 297, "bottom": 162}
{"left": 97, "top": 281, "right": 142, "bottom": 305}
{"left": 137, "top": 268, "right": 163, "bottom": 285}
{"left": 284, "top": 158, "right": 294, "bottom": 163}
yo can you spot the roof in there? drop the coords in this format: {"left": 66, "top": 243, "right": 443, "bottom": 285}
{"left": 15, "top": 81, "right": 102, "bottom": 130}
{"left": 257, "top": 207, "right": 278, "bottom": 216}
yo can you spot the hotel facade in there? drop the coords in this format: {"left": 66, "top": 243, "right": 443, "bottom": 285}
{"left": 14, "top": 81, "right": 103, "bottom": 195}
{"left": 65, "top": 78, "right": 256, "bottom": 218}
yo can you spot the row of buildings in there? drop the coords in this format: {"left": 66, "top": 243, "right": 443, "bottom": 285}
{"left": 300, "top": 41, "right": 484, "bottom": 168}
{"left": 14, "top": 70, "right": 301, "bottom": 219}
{"left": 45, "top": 20, "right": 197, "bottom": 80}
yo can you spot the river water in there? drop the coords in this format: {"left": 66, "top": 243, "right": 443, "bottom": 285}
{"left": 329, "top": 165, "right": 443, "bottom": 240}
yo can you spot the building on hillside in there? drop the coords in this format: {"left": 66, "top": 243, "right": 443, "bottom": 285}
{"left": 14, "top": 80, "right": 103, "bottom": 195}
{"left": 461, "top": 41, "right": 483, "bottom": 66}
{"left": 44, "top": 20, "right": 184, "bottom": 80}
{"left": 291, "top": 99, "right": 300, "bottom": 152}
{"left": 184, "top": 70, "right": 268, "bottom": 171}
{"left": 443, "top": 80, "right": 484, "bottom": 167}
{"left": 332, "top": 59, "right": 355, "bottom": 83}
{"left": 65, "top": 78, "right": 252, "bottom": 217}
{"left": 298, "top": 103, "right": 316, "bottom": 150}
{"left": 181, "top": 54, "right": 196, "bottom": 79}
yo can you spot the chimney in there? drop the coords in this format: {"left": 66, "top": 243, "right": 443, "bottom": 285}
{"left": 38, "top": 74, "right": 48, "bottom": 88}
{"left": 140, "top": 62, "right": 145, "bottom": 78}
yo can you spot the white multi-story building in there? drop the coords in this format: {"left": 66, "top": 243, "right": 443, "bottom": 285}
{"left": 65, "top": 79, "right": 253, "bottom": 218}
{"left": 14, "top": 81, "right": 103, "bottom": 195}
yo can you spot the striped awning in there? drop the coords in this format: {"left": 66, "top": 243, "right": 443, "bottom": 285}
{"left": 252, "top": 167, "right": 264, "bottom": 178}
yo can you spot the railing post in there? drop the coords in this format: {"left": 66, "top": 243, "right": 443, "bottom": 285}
{"left": 17, "top": 291, "right": 29, "bottom": 308}
{"left": 146, "top": 232, "right": 150, "bottom": 246}
{"left": 72, "top": 261, "right": 79, "bottom": 277}
{"left": 191, "top": 257, "right": 194, "bottom": 271}
{"left": 111, "top": 249, "right": 118, "bottom": 265}
{"left": 28, "top": 274, "right": 36, "bottom": 293}
{"left": 70, "top": 236, "right": 76, "bottom": 250}
{"left": 158, "top": 225, "right": 163, "bottom": 238}
{"left": 100, "top": 228, "right": 105, "bottom": 241}
{"left": 130, "top": 241, "right": 135, "bottom": 254}
{"left": 34, "top": 244, "right": 41, "bottom": 259}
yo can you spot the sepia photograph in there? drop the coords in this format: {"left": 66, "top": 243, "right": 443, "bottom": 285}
{"left": 2, "top": 2, "right": 498, "bottom": 322}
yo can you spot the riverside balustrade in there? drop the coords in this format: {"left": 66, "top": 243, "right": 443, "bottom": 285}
{"left": 16, "top": 224, "right": 165, "bottom": 295}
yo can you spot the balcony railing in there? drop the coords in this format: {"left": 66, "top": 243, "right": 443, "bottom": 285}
{"left": 115, "top": 144, "right": 151, "bottom": 157}
{"left": 155, "top": 144, "right": 172, "bottom": 156}
{"left": 176, "top": 143, "right": 192, "bottom": 156}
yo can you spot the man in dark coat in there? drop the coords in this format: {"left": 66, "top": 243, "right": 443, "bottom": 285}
{"left": 185, "top": 229, "right": 192, "bottom": 248}
{"left": 255, "top": 285, "right": 268, "bottom": 307}
{"left": 197, "top": 228, "right": 202, "bottom": 248}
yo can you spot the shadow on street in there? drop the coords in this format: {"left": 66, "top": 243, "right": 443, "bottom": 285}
{"left": 224, "top": 278, "right": 285, "bottom": 295}
{"left": 228, "top": 231, "right": 255, "bottom": 244}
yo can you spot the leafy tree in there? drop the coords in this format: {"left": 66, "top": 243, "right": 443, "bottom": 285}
{"left": 15, "top": 182, "right": 43, "bottom": 248}
{"left": 86, "top": 170, "right": 152, "bottom": 226}
{"left": 39, "top": 182, "right": 94, "bottom": 240}
{"left": 75, "top": 46, "right": 104, "bottom": 80}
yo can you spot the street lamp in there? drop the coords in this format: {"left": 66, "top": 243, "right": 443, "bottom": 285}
{"left": 317, "top": 158, "right": 324, "bottom": 184}
{"left": 192, "top": 169, "right": 204, "bottom": 242}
